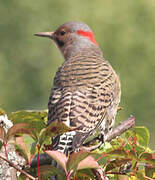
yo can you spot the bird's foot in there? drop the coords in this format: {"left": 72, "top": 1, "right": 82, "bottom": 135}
{"left": 98, "top": 133, "right": 105, "bottom": 145}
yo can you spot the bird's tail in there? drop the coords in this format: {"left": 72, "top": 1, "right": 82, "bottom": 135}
{"left": 51, "top": 131, "right": 77, "bottom": 180}
{"left": 52, "top": 131, "right": 76, "bottom": 154}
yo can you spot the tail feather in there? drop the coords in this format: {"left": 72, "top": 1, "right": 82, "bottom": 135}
{"left": 51, "top": 131, "right": 76, "bottom": 180}
{"left": 53, "top": 131, "right": 76, "bottom": 154}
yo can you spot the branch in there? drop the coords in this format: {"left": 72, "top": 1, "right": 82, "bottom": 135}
{"left": 106, "top": 115, "right": 135, "bottom": 142}
{"left": 80, "top": 115, "right": 135, "bottom": 151}
{"left": 31, "top": 115, "right": 135, "bottom": 167}
{"left": 0, "top": 154, "right": 36, "bottom": 180}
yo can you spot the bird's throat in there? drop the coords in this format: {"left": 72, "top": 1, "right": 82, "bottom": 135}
{"left": 55, "top": 37, "right": 64, "bottom": 47}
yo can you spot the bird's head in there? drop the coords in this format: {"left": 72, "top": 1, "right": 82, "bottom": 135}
{"left": 35, "top": 21, "right": 98, "bottom": 59}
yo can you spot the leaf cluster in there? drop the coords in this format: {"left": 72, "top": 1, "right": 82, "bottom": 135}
{"left": 0, "top": 110, "right": 154, "bottom": 180}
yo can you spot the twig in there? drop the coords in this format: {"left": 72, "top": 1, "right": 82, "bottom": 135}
{"left": 37, "top": 145, "right": 41, "bottom": 180}
{"left": 3, "top": 142, "right": 8, "bottom": 159}
{"left": 106, "top": 115, "right": 135, "bottom": 142}
{"left": 0, "top": 154, "right": 36, "bottom": 180}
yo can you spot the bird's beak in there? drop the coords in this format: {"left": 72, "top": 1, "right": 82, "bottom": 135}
{"left": 34, "top": 32, "right": 54, "bottom": 39}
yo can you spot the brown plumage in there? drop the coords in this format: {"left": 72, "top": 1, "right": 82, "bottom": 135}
{"left": 35, "top": 21, "right": 121, "bottom": 154}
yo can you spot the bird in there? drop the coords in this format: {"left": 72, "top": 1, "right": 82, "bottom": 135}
{"left": 35, "top": 21, "right": 121, "bottom": 155}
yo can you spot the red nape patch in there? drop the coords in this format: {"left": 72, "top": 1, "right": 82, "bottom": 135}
{"left": 77, "top": 30, "right": 98, "bottom": 45}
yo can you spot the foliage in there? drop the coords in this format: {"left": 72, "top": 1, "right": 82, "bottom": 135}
{"left": 0, "top": 0, "right": 155, "bottom": 149}
{"left": 0, "top": 109, "right": 155, "bottom": 180}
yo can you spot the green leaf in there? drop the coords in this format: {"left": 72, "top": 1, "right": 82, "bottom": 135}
{"left": 145, "top": 164, "right": 155, "bottom": 178}
{"left": 38, "top": 128, "right": 47, "bottom": 147}
{"left": 131, "top": 159, "right": 137, "bottom": 170}
{"left": 92, "top": 153, "right": 107, "bottom": 166}
{"left": 45, "top": 150, "right": 68, "bottom": 173}
{"left": 139, "top": 152, "right": 155, "bottom": 167}
{"left": 135, "top": 145, "right": 145, "bottom": 156}
{"left": 39, "top": 165, "right": 66, "bottom": 180}
{"left": 21, "top": 135, "right": 37, "bottom": 163}
{"left": 105, "top": 158, "right": 131, "bottom": 172}
{"left": 9, "top": 110, "right": 47, "bottom": 134}
{"left": 14, "top": 143, "right": 29, "bottom": 163}
{"left": 30, "top": 142, "right": 37, "bottom": 158}
{"left": 6, "top": 123, "right": 36, "bottom": 142}
{"left": 136, "top": 171, "right": 145, "bottom": 180}
{"left": 124, "top": 129, "right": 133, "bottom": 139}
{"left": 46, "top": 121, "right": 75, "bottom": 137}
{"left": 134, "top": 126, "right": 150, "bottom": 147}
{"left": 98, "top": 141, "right": 113, "bottom": 153}
{"left": 110, "top": 138, "right": 122, "bottom": 147}
{"left": 66, "top": 150, "right": 90, "bottom": 172}
{"left": 15, "top": 136, "right": 35, "bottom": 164}
{"left": 75, "top": 169, "right": 96, "bottom": 179}
{"left": 17, "top": 175, "right": 26, "bottom": 180}
{"left": 107, "top": 149, "right": 128, "bottom": 157}
{"left": 128, "top": 150, "right": 137, "bottom": 159}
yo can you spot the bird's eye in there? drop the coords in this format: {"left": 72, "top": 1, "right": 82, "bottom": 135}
{"left": 60, "top": 30, "right": 66, "bottom": 36}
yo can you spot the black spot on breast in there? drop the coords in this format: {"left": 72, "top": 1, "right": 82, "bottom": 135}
{"left": 55, "top": 37, "right": 64, "bottom": 47}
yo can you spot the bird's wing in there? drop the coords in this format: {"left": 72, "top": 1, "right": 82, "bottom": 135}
{"left": 48, "top": 71, "right": 120, "bottom": 150}
{"left": 70, "top": 81, "right": 116, "bottom": 149}
{"left": 48, "top": 56, "right": 121, "bottom": 151}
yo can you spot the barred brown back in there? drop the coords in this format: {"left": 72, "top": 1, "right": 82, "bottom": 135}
{"left": 48, "top": 46, "right": 121, "bottom": 152}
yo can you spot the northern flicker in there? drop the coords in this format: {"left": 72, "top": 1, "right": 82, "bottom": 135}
{"left": 35, "top": 21, "right": 121, "bottom": 154}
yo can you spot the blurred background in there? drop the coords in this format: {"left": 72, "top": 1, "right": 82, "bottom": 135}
{"left": 0, "top": 0, "right": 155, "bottom": 148}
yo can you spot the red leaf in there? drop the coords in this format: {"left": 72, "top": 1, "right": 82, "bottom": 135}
{"left": 77, "top": 155, "right": 99, "bottom": 170}
{"left": 46, "top": 122, "right": 76, "bottom": 137}
{"left": 45, "top": 150, "right": 68, "bottom": 173}
{"left": 39, "top": 165, "right": 66, "bottom": 179}
{"left": 67, "top": 150, "right": 90, "bottom": 172}
{"left": 15, "top": 136, "right": 35, "bottom": 164}
{"left": 6, "top": 123, "right": 35, "bottom": 141}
